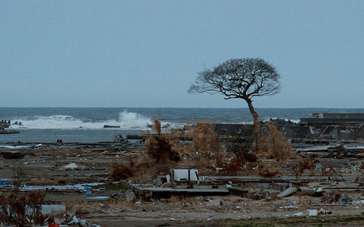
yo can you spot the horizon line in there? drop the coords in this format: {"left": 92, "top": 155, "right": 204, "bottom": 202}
{"left": 1, "top": 106, "right": 364, "bottom": 109}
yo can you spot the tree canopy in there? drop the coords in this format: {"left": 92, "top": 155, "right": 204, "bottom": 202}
{"left": 189, "top": 58, "right": 280, "bottom": 101}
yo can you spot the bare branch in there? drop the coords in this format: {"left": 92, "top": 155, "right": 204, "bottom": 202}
{"left": 189, "top": 58, "right": 280, "bottom": 101}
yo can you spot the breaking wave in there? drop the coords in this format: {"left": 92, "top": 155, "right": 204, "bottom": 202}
{"left": 9, "top": 111, "right": 168, "bottom": 130}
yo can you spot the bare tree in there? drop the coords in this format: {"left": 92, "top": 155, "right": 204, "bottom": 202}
{"left": 189, "top": 58, "right": 280, "bottom": 151}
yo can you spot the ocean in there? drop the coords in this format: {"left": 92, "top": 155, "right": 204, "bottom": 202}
{"left": 1, "top": 107, "right": 363, "bottom": 143}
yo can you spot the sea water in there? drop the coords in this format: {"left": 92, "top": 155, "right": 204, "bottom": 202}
{"left": 0, "top": 107, "right": 363, "bottom": 143}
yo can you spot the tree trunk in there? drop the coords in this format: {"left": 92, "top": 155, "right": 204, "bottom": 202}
{"left": 246, "top": 99, "right": 260, "bottom": 152}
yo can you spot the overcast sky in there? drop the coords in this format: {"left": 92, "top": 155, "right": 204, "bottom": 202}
{"left": 1, "top": 0, "right": 363, "bottom": 108}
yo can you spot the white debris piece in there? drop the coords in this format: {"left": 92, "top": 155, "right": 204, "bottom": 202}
{"left": 68, "top": 216, "right": 80, "bottom": 225}
{"left": 308, "top": 209, "right": 318, "bottom": 217}
{"left": 172, "top": 168, "right": 199, "bottom": 182}
{"left": 289, "top": 211, "right": 304, "bottom": 217}
{"left": 62, "top": 163, "right": 79, "bottom": 170}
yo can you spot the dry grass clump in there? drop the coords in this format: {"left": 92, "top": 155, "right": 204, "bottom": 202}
{"left": 110, "top": 157, "right": 152, "bottom": 182}
{"left": 191, "top": 123, "right": 225, "bottom": 170}
{"left": 145, "top": 119, "right": 186, "bottom": 163}
{"left": 293, "top": 155, "right": 316, "bottom": 176}
{"left": 110, "top": 120, "right": 184, "bottom": 181}
{"left": 153, "top": 119, "right": 161, "bottom": 135}
{"left": 193, "top": 123, "right": 220, "bottom": 154}
{"left": 145, "top": 134, "right": 181, "bottom": 163}
{"left": 110, "top": 142, "right": 179, "bottom": 182}
{"left": 258, "top": 122, "right": 293, "bottom": 163}
{"left": 111, "top": 120, "right": 296, "bottom": 180}
{"left": 0, "top": 191, "right": 46, "bottom": 226}
{"left": 257, "top": 160, "right": 280, "bottom": 177}
{"left": 222, "top": 154, "right": 244, "bottom": 174}
{"left": 191, "top": 123, "right": 260, "bottom": 175}
{"left": 111, "top": 164, "right": 134, "bottom": 181}
{"left": 118, "top": 122, "right": 229, "bottom": 178}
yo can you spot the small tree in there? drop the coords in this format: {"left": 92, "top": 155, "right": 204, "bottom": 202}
{"left": 189, "top": 58, "right": 280, "bottom": 151}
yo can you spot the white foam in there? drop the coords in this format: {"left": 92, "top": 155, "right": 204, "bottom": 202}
{"left": 9, "top": 111, "right": 162, "bottom": 130}
{"left": 267, "top": 117, "right": 301, "bottom": 124}
{"left": 116, "top": 111, "right": 152, "bottom": 129}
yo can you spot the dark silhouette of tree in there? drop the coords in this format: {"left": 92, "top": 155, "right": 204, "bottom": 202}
{"left": 189, "top": 58, "right": 280, "bottom": 151}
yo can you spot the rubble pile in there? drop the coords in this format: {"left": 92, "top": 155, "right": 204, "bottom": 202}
{"left": 0, "top": 114, "right": 364, "bottom": 225}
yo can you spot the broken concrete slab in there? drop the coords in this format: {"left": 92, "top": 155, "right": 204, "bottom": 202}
{"left": 278, "top": 186, "right": 298, "bottom": 198}
{"left": 300, "top": 186, "right": 324, "bottom": 196}
{"left": 125, "top": 189, "right": 136, "bottom": 202}
{"left": 41, "top": 204, "right": 66, "bottom": 215}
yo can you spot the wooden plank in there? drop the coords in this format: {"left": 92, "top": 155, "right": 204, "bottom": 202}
{"left": 200, "top": 175, "right": 348, "bottom": 183}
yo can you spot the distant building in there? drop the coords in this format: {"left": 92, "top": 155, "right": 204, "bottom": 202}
{"left": 301, "top": 113, "right": 364, "bottom": 125}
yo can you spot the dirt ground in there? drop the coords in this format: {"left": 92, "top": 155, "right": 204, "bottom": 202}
{"left": 0, "top": 145, "right": 363, "bottom": 226}
{"left": 78, "top": 194, "right": 364, "bottom": 226}
{"left": 0, "top": 145, "right": 132, "bottom": 184}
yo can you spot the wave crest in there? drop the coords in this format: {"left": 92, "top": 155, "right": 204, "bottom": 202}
{"left": 10, "top": 111, "right": 155, "bottom": 130}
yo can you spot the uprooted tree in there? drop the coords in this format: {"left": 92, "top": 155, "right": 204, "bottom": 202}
{"left": 189, "top": 58, "right": 280, "bottom": 151}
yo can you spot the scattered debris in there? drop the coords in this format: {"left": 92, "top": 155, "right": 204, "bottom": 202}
{"left": 20, "top": 183, "right": 104, "bottom": 192}
{"left": 1, "top": 114, "right": 364, "bottom": 225}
